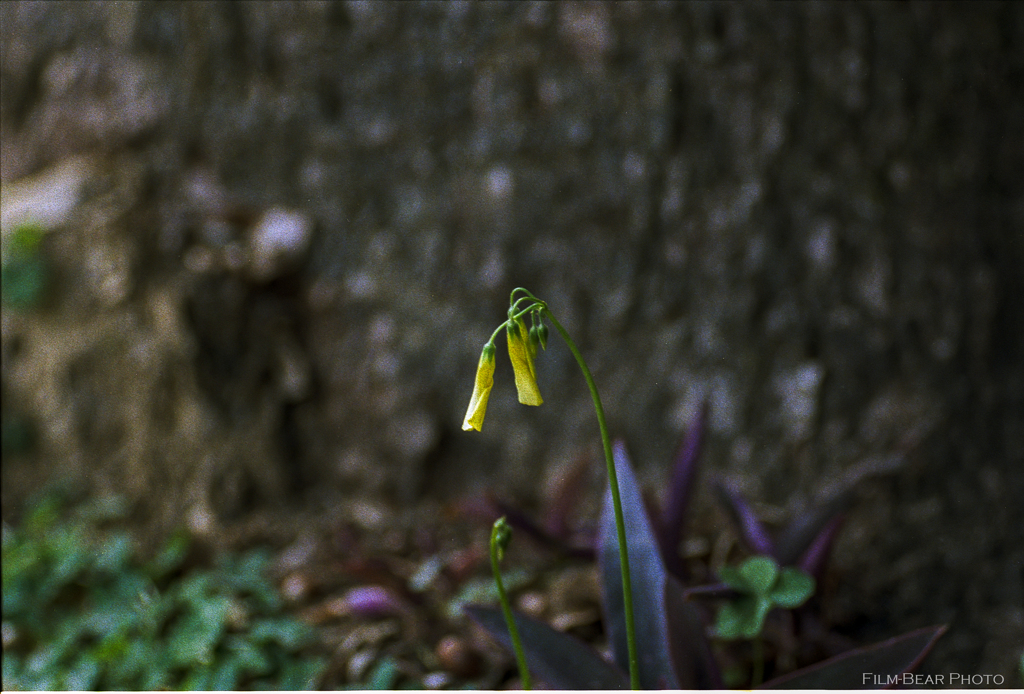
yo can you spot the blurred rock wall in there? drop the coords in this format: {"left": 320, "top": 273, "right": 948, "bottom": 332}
{"left": 2, "top": 0, "right": 1022, "bottom": 677}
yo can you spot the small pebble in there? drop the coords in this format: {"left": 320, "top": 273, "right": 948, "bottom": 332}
{"left": 346, "top": 649, "right": 375, "bottom": 682}
{"left": 422, "top": 672, "right": 451, "bottom": 689}
{"left": 516, "top": 590, "right": 547, "bottom": 618}
{"left": 281, "top": 572, "right": 309, "bottom": 601}
{"left": 435, "top": 634, "right": 481, "bottom": 678}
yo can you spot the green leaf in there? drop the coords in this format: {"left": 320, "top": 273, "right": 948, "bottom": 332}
{"left": 41, "top": 526, "right": 91, "bottom": 597}
{"left": 225, "top": 635, "right": 272, "bottom": 676}
{"left": 770, "top": 567, "right": 815, "bottom": 608}
{"left": 248, "top": 617, "right": 312, "bottom": 650}
{"left": 714, "top": 598, "right": 749, "bottom": 640}
{"left": 739, "top": 556, "right": 779, "bottom": 595}
{"left": 94, "top": 630, "right": 130, "bottom": 663}
{"left": 8, "top": 222, "right": 46, "bottom": 254}
{"left": 64, "top": 653, "right": 102, "bottom": 690}
{"left": 2, "top": 652, "right": 24, "bottom": 689}
{"left": 2, "top": 255, "right": 48, "bottom": 310}
{"left": 82, "top": 602, "right": 131, "bottom": 643}
{"left": 176, "top": 573, "right": 214, "bottom": 604}
{"left": 714, "top": 595, "right": 772, "bottom": 640}
{"left": 107, "top": 639, "right": 150, "bottom": 686}
{"left": 23, "top": 492, "right": 64, "bottom": 535}
{"left": 364, "top": 656, "right": 400, "bottom": 690}
{"left": 181, "top": 665, "right": 213, "bottom": 690}
{"left": 146, "top": 529, "right": 191, "bottom": 579}
{"left": 209, "top": 657, "right": 241, "bottom": 690}
{"left": 25, "top": 642, "right": 63, "bottom": 678}
{"left": 140, "top": 653, "right": 172, "bottom": 690}
{"left": 274, "top": 658, "right": 328, "bottom": 690}
{"left": 50, "top": 616, "right": 88, "bottom": 661}
{"left": 168, "top": 612, "right": 225, "bottom": 667}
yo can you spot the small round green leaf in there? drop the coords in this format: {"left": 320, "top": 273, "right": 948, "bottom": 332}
{"left": 739, "top": 556, "right": 780, "bottom": 595}
{"left": 714, "top": 595, "right": 771, "bottom": 640}
{"left": 770, "top": 567, "right": 815, "bottom": 608}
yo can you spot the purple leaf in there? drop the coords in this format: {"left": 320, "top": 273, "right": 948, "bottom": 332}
{"left": 796, "top": 513, "right": 845, "bottom": 580}
{"left": 464, "top": 604, "right": 628, "bottom": 690}
{"left": 664, "top": 575, "right": 724, "bottom": 689}
{"left": 715, "top": 481, "right": 776, "bottom": 557}
{"left": 759, "top": 624, "right": 947, "bottom": 689}
{"left": 661, "top": 401, "right": 708, "bottom": 580}
{"left": 338, "top": 585, "right": 412, "bottom": 619}
{"left": 776, "top": 454, "right": 904, "bottom": 566}
{"left": 775, "top": 499, "right": 852, "bottom": 567}
{"left": 598, "top": 441, "right": 680, "bottom": 688}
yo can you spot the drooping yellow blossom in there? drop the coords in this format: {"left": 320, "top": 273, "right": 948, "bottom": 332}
{"left": 462, "top": 343, "right": 496, "bottom": 431}
{"left": 507, "top": 318, "right": 543, "bottom": 406}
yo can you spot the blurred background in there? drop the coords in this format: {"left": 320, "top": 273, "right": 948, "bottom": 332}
{"left": 2, "top": 0, "right": 1022, "bottom": 685}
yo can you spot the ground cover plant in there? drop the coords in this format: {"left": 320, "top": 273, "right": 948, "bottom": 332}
{"left": 1, "top": 488, "right": 327, "bottom": 690}
{"left": 461, "top": 288, "right": 947, "bottom": 689}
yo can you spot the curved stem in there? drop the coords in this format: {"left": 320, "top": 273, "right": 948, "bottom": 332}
{"left": 490, "top": 518, "right": 531, "bottom": 690}
{"left": 540, "top": 308, "right": 640, "bottom": 690}
{"left": 510, "top": 286, "right": 540, "bottom": 304}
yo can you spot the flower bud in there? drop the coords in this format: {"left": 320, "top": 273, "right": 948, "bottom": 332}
{"left": 462, "top": 343, "right": 496, "bottom": 431}
{"left": 536, "top": 323, "right": 549, "bottom": 350}
{"left": 492, "top": 516, "right": 513, "bottom": 562}
{"left": 507, "top": 319, "right": 543, "bottom": 406}
{"left": 528, "top": 325, "right": 541, "bottom": 358}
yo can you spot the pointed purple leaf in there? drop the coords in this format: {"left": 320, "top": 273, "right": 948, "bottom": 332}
{"left": 776, "top": 454, "right": 904, "bottom": 566}
{"left": 598, "top": 441, "right": 679, "bottom": 689}
{"left": 464, "top": 604, "right": 628, "bottom": 690}
{"left": 775, "top": 499, "right": 853, "bottom": 567}
{"left": 661, "top": 401, "right": 708, "bottom": 580}
{"left": 759, "top": 625, "right": 947, "bottom": 689}
{"left": 715, "top": 481, "right": 776, "bottom": 557}
{"left": 796, "top": 513, "right": 845, "bottom": 580}
{"left": 664, "top": 575, "right": 724, "bottom": 689}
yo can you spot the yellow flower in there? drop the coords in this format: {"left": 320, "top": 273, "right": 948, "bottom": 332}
{"left": 462, "top": 343, "right": 496, "bottom": 431}
{"left": 507, "top": 318, "right": 543, "bottom": 406}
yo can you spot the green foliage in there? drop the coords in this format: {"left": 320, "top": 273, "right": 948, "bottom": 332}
{"left": 713, "top": 555, "right": 815, "bottom": 640}
{"left": 2, "top": 491, "right": 327, "bottom": 690}
{"left": 1, "top": 222, "right": 49, "bottom": 311}
{"left": 341, "top": 656, "right": 400, "bottom": 691}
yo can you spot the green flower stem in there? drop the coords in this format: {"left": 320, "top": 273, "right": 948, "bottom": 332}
{"left": 490, "top": 518, "right": 531, "bottom": 690}
{"left": 540, "top": 307, "right": 640, "bottom": 691}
